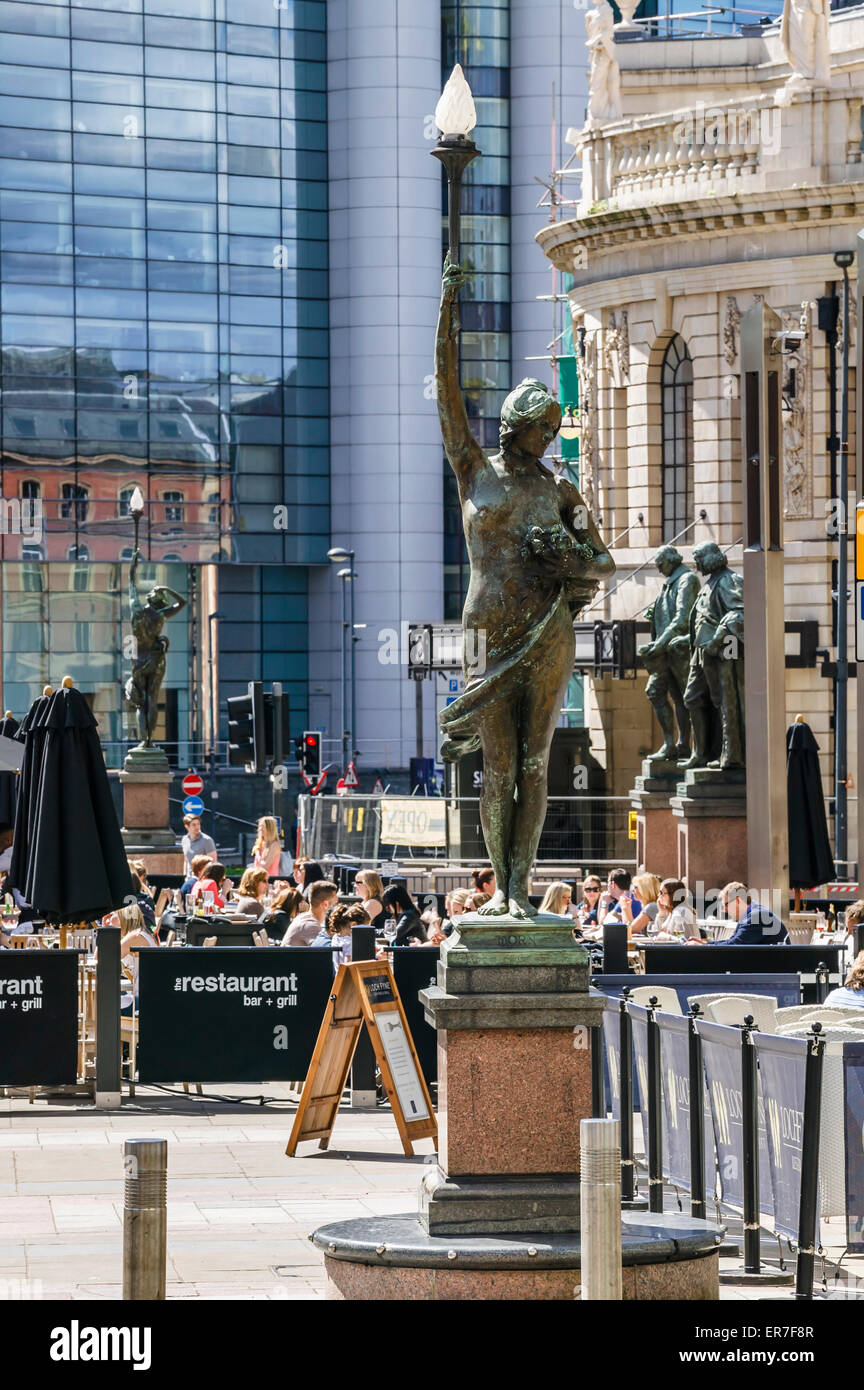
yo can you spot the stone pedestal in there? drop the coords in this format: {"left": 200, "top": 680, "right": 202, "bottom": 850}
{"left": 313, "top": 910, "right": 724, "bottom": 1297}
{"left": 630, "top": 757, "right": 684, "bottom": 877}
{"left": 670, "top": 767, "right": 747, "bottom": 893}
{"left": 116, "top": 748, "right": 184, "bottom": 874}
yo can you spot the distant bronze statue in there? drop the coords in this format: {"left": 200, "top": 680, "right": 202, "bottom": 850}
{"left": 683, "top": 541, "right": 744, "bottom": 771}
{"left": 639, "top": 545, "right": 700, "bottom": 761}
{"left": 435, "top": 256, "right": 614, "bottom": 919}
{"left": 125, "top": 549, "right": 187, "bottom": 747}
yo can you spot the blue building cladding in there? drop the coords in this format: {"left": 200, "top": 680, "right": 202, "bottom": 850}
{"left": 0, "top": 0, "right": 328, "bottom": 743}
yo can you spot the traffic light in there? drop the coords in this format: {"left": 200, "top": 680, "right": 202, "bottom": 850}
{"left": 262, "top": 684, "right": 290, "bottom": 766}
{"left": 302, "top": 731, "right": 321, "bottom": 779}
{"left": 227, "top": 681, "right": 265, "bottom": 773}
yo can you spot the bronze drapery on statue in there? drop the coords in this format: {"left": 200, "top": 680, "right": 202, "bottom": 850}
{"left": 435, "top": 255, "right": 614, "bottom": 919}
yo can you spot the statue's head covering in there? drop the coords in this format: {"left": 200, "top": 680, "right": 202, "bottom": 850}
{"left": 499, "top": 378, "right": 561, "bottom": 449}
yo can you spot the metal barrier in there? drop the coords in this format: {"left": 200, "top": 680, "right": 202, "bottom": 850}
{"left": 300, "top": 792, "right": 636, "bottom": 867}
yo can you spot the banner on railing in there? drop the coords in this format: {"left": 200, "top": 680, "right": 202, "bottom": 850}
{"left": 0, "top": 952, "right": 79, "bottom": 1087}
{"left": 601, "top": 999, "right": 621, "bottom": 1120}
{"left": 696, "top": 1019, "right": 774, "bottom": 1219}
{"left": 656, "top": 1011, "right": 715, "bottom": 1193}
{"left": 628, "top": 1002, "right": 650, "bottom": 1152}
{"left": 843, "top": 1042, "right": 864, "bottom": 1253}
{"left": 137, "top": 948, "right": 334, "bottom": 1083}
{"left": 752, "top": 1033, "right": 811, "bottom": 1244}
{"left": 379, "top": 798, "right": 446, "bottom": 849}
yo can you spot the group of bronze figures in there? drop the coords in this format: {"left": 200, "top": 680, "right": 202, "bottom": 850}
{"left": 639, "top": 543, "right": 744, "bottom": 771}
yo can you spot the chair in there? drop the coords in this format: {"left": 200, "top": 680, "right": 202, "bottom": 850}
{"left": 788, "top": 922, "right": 815, "bottom": 945}
{"left": 776, "top": 1006, "right": 864, "bottom": 1032}
{"left": 704, "top": 994, "right": 778, "bottom": 1035}
{"left": 627, "top": 985, "right": 682, "bottom": 1014}
{"left": 9, "top": 935, "right": 45, "bottom": 949}
{"left": 774, "top": 1004, "right": 815, "bottom": 1029}
{"left": 704, "top": 921, "right": 736, "bottom": 942}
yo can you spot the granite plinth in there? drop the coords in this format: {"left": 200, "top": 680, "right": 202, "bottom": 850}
{"left": 420, "top": 1168, "right": 582, "bottom": 1235}
{"left": 116, "top": 765, "right": 184, "bottom": 870}
{"left": 123, "top": 744, "right": 171, "bottom": 774}
{"left": 312, "top": 1212, "right": 723, "bottom": 1301}
{"left": 433, "top": 1023, "right": 594, "bottom": 1178}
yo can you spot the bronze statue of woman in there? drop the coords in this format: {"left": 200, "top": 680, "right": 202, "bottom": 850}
{"left": 436, "top": 256, "right": 615, "bottom": 919}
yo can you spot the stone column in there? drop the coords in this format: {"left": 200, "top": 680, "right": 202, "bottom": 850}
{"left": 419, "top": 915, "right": 605, "bottom": 1235}
{"left": 630, "top": 757, "right": 681, "bottom": 878}
{"left": 116, "top": 746, "right": 184, "bottom": 875}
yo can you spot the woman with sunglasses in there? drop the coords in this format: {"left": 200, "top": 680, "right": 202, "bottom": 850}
{"left": 576, "top": 875, "right": 603, "bottom": 930}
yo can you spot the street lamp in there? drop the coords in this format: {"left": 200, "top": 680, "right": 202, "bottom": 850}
{"left": 833, "top": 248, "right": 854, "bottom": 872}
{"left": 430, "top": 65, "right": 480, "bottom": 263}
{"left": 128, "top": 485, "right": 144, "bottom": 553}
{"left": 208, "top": 610, "right": 225, "bottom": 770}
{"left": 328, "top": 547, "right": 357, "bottom": 773}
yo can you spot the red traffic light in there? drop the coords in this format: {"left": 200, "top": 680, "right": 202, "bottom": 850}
{"left": 305, "top": 735, "right": 318, "bottom": 746}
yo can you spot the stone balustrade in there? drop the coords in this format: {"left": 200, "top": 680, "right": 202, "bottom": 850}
{"left": 576, "top": 91, "right": 864, "bottom": 215}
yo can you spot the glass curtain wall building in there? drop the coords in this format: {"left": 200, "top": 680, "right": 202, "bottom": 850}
{"left": 441, "top": 0, "right": 510, "bottom": 620}
{"left": 0, "top": 0, "right": 327, "bottom": 753}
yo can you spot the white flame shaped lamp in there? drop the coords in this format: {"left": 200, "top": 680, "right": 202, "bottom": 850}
{"left": 430, "top": 64, "right": 481, "bottom": 264}
{"left": 128, "top": 484, "right": 145, "bottom": 554}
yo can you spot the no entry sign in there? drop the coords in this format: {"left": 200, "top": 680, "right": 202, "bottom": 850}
{"left": 182, "top": 772, "right": 204, "bottom": 796}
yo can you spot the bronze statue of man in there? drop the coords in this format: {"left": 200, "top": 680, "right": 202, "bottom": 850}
{"left": 125, "top": 549, "right": 187, "bottom": 747}
{"left": 683, "top": 541, "right": 745, "bottom": 770}
{"left": 435, "top": 256, "right": 614, "bottom": 919}
{"left": 639, "top": 545, "right": 700, "bottom": 761}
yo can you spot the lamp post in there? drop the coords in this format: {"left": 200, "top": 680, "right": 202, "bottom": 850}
{"left": 208, "top": 610, "right": 225, "bottom": 772}
{"left": 429, "top": 64, "right": 480, "bottom": 263}
{"left": 328, "top": 547, "right": 356, "bottom": 773}
{"left": 128, "top": 486, "right": 144, "bottom": 553}
{"left": 834, "top": 249, "right": 854, "bottom": 873}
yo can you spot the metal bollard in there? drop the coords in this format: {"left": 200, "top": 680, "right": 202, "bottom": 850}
{"left": 618, "top": 991, "right": 635, "bottom": 1202}
{"left": 688, "top": 1005, "right": 706, "bottom": 1221}
{"left": 815, "top": 961, "right": 830, "bottom": 1004}
{"left": 580, "top": 1118, "right": 623, "bottom": 1301}
{"left": 740, "top": 1018, "right": 761, "bottom": 1274}
{"left": 590, "top": 1026, "right": 605, "bottom": 1119}
{"left": 123, "top": 1139, "right": 167, "bottom": 1301}
{"left": 646, "top": 997, "right": 664, "bottom": 1213}
{"left": 795, "top": 1023, "right": 825, "bottom": 1301}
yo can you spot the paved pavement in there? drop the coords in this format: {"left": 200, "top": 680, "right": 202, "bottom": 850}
{"left": 0, "top": 1084, "right": 436, "bottom": 1300}
{"left": 1, "top": 1085, "right": 861, "bottom": 1300}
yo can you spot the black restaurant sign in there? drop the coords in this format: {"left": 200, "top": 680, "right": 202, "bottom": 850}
{"left": 0, "top": 951, "right": 78, "bottom": 1086}
{"left": 137, "top": 947, "right": 334, "bottom": 1083}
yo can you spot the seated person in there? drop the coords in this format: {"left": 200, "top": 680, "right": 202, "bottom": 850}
{"left": 261, "top": 886, "right": 305, "bottom": 938}
{"left": 180, "top": 854, "right": 211, "bottom": 903}
{"left": 441, "top": 887, "right": 471, "bottom": 936}
{"left": 188, "top": 861, "right": 227, "bottom": 911}
{"left": 539, "top": 880, "right": 574, "bottom": 918}
{"left": 823, "top": 950, "right": 864, "bottom": 1009}
{"left": 381, "top": 883, "right": 426, "bottom": 945}
{"left": 234, "top": 866, "right": 270, "bottom": 918}
{"left": 621, "top": 873, "right": 662, "bottom": 939}
{"left": 281, "top": 880, "right": 338, "bottom": 946}
{"left": 697, "top": 881, "right": 788, "bottom": 945}
{"left": 575, "top": 875, "right": 603, "bottom": 932}
{"left": 597, "top": 868, "right": 632, "bottom": 925}
{"left": 101, "top": 903, "right": 157, "bottom": 1015}
{"left": 311, "top": 901, "right": 370, "bottom": 964}
{"left": 653, "top": 878, "right": 697, "bottom": 939}
{"left": 128, "top": 868, "right": 156, "bottom": 930}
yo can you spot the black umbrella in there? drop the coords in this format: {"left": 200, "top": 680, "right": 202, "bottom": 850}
{"left": 786, "top": 718, "right": 835, "bottom": 891}
{"left": 9, "top": 679, "right": 133, "bottom": 924}
{"left": 0, "top": 712, "right": 21, "bottom": 825}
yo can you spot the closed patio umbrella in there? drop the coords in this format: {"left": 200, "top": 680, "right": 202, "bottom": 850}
{"left": 9, "top": 679, "right": 133, "bottom": 924}
{"left": 786, "top": 717, "right": 835, "bottom": 894}
{"left": 0, "top": 712, "right": 20, "bottom": 825}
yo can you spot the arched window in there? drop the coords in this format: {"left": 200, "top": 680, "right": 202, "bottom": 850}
{"left": 661, "top": 334, "right": 693, "bottom": 541}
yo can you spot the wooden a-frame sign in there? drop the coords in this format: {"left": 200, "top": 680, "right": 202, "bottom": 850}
{"left": 286, "top": 959, "right": 437, "bottom": 1157}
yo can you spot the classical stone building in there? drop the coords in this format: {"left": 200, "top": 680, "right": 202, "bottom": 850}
{"left": 537, "top": 10, "right": 864, "bottom": 877}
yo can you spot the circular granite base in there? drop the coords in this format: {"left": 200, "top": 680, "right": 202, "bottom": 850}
{"left": 312, "top": 1210, "right": 723, "bottom": 1301}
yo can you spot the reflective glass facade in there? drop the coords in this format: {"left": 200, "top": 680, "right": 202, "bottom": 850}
{"left": 442, "top": 0, "right": 510, "bottom": 619}
{"left": 0, "top": 0, "right": 328, "bottom": 740}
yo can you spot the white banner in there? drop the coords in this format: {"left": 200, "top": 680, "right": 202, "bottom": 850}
{"left": 379, "top": 798, "right": 446, "bottom": 848}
